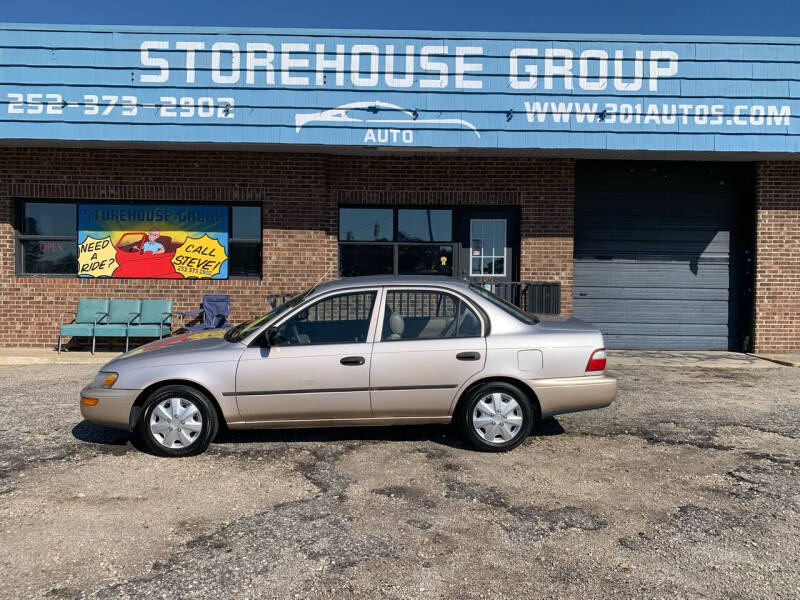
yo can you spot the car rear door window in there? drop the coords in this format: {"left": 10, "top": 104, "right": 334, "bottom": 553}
{"left": 382, "top": 290, "right": 481, "bottom": 341}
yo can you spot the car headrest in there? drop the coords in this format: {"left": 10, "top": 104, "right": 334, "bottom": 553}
{"left": 389, "top": 312, "right": 405, "bottom": 336}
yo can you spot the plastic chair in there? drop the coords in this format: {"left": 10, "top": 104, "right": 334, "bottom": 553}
{"left": 180, "top": 295, "right": 230, "bottom": 332}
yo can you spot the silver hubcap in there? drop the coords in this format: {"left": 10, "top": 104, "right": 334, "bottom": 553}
{"left": 472, "top": 392, "right": 524, "bottom": 444}
{"left": 149, "top": 397, "right": 203, "bottom": 449}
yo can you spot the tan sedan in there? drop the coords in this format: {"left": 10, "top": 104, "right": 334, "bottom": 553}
{"left": 80, "top": 276, "right": 616, "bottom": 456}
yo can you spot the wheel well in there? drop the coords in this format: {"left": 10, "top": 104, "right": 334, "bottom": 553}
{"left": 130, "top": 379, "right": 227, "bottom": 431}
{"left": 453, "top": 376, "right": 541, "bottom": 420}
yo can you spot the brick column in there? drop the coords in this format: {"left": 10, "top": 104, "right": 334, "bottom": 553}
{"left": 754, "top": 162, "right": 800, "bottom": 353}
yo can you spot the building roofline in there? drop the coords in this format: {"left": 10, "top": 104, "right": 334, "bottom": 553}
{"left": 1, "top": 22, "right": 800, "bottom": 45}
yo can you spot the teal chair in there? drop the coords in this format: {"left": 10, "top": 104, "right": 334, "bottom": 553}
{"left": 127, "top": 299, "right": 173, "bottom": 344}
{"left": 93, "top": 299, "right": 141, "bottom": 353}
{"left": 59, "top": 298, "right": 109, "bottom": 354}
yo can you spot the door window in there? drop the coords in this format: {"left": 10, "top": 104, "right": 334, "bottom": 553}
{"left": 470, "top": 219, "right": 507, "bottom": 276}
{"left": 274, "top": 291, "right": 376, "bottom": 346}
{"left": 381, "top": 290, "right": 482, "bottom": 341}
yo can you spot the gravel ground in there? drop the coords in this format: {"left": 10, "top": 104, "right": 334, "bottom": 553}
{"left": 0, "top": 362, "right": 798, "bottom": 599}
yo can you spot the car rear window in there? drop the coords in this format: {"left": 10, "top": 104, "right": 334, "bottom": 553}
{"left": 469, "top": 283, "right": 539, "bottom": 325}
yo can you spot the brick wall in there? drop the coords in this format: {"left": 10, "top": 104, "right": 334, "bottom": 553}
{"left": 0, "top": 148, "right": 574, "bottom": 348}
{"left": 754, "top": 162, "right": 800, "bottom": 353}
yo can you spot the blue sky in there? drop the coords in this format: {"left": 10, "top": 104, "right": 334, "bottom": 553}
{"left": 2, "top": 0, "right": 800, "bottom": 36}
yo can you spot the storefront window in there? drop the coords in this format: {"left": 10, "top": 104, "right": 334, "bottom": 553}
{"left": 21, "top": 240, "right": 77, "bottom": 274}
{"left": 23, "top": 202, "right": 76, "bottom": 236}
{"left": 340, "top": 244, "right": 394, "bottom": 277}
{"left": 339, "top": 208, "right": 393, "bottom": 241}
{"left": 398, "top": 245, "right": 453, "bottom": 276}
{"left": 15, "top": 201, "right": 263, "bottom": 278}
{"left": 397, "top": 209, "right": 452, "bottom": 242}
{"left": 229, "top": 205, "right": 262, "bottom": 278}
{"left": 338, "top": 208, "right": 454, "bottom": 278}
{"left": 17, "top": 201, "right": 78, "bottom": 275}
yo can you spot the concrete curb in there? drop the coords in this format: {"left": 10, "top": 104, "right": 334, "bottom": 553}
{"left": 0, "top": 349, "right": 119, "bottom": 366}
{"left": 747, "top": 353, "right": 800, "bottom": 367}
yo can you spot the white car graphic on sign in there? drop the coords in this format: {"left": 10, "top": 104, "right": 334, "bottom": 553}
{"left": 295, "top": 100, "right": 481, "bottom": 138}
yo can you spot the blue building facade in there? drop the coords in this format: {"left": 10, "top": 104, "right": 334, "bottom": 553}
{"left": 1, "top": 23, "right": 799, "bottom": 153}
{"left": 1, "top": 23, "right": 798, "bottom": 352}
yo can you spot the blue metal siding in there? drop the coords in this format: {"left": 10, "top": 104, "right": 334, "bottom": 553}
{"left": 0, "top": 24, "right": 799, "bottom": 152}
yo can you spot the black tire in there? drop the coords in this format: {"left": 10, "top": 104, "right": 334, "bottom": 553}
{"left": 136, "top": 384, "right": 219, "bottom": 457}
{"left": 456, "top": 381, "right": 535, "bottom": 452}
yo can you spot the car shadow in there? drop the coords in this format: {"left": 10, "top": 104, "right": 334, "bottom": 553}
{"left": 71, "top": 420, "right": 131, "bottom": 445}
{"left": 71, "top": 417, "right": 566, "bottom": 453}
{"left": 211, "top": 417, "right": 566, "bottom": 451}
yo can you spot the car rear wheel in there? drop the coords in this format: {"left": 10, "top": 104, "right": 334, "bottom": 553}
{"left": 137, "top": 384, "right": 218, "bottom": 457}
{"left": 457, "top": 381, "right": 534, "bottom": 452}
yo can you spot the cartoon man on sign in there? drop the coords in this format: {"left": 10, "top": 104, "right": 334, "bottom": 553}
{"left": 132, "top": 228, "right": 165, "bottom": 254}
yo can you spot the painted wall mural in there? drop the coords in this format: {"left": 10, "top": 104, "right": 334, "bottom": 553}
{"left": 77, "top": 204, "right": 228, "bottom": 279}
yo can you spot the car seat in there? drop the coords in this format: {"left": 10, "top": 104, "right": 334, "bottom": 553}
{"left": 387, "top": 312, "right": 405, "bottom": 340}
{"left": 418, "top": 317, "right": 452, "bottom": 338}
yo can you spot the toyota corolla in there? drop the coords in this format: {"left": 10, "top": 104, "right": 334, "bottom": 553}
{"left": 80, "top": 276, "right": 616, "bottom": 456}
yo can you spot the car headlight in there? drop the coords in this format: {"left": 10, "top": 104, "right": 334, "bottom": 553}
{"left": 92, "top": 371, "right": 118, "bottom": 388}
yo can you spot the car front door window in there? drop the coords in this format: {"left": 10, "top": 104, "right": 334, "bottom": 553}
{"left": 275, "top": 291, "right": 376, "bottom": 346}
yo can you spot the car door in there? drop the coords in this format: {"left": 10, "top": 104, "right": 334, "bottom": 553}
{"left": 235, "top": 289, "right": 380, "bottom": 424}
{"left": 369, "top": 287, "right": 487, "bottom": 418}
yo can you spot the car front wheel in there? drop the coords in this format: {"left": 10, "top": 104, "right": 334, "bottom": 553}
{"left": 137, "top": 384, "right": 218, "bottom": 457}
{"left": 457, "top": 381, "right": 534, "bottom": 452}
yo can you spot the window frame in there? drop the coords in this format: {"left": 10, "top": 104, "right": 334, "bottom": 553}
{"left": 376, "top": 286, "right": 486, "bottom": 342}
{"left": 338, "top": 206, "right": 455, "bottom": 277}
{"left": 14, "top": 198, "right": 263, "bottom": 279}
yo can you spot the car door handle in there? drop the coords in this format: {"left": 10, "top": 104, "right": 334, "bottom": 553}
{"left": 456, "top": 352, "right": 481, "bottom": 361}
{"left": 340, "top": 356, "right": 365, "bottom": 366}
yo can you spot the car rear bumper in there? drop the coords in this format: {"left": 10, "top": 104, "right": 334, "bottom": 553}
{"left": 526, "top": 374, "right": 617, "bottom": 418}
{"left": 79, "top": 386, "right": 140, "bottom": 431}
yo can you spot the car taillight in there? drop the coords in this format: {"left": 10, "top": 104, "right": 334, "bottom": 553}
{"left": 586, "top": 349, "right": 607, "bottom": 372}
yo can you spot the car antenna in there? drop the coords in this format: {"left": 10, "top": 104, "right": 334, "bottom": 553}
{"left": 312, "top": 265, "right": 334, "bottom": 288}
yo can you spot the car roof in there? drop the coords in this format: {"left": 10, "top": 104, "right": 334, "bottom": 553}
{"left": 311, "top": 275, "right": 471, "bottom": 295}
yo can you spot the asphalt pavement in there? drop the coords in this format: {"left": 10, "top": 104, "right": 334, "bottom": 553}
{"left": 0, "top": 362, "right": 797, "bottom": 599}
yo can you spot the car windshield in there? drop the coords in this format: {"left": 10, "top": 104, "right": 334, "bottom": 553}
{"left": 224, "top": 288, "right": 314, "bottom": 343}
{"left": 469, "top": 283, "right": 540, "bottom": 325}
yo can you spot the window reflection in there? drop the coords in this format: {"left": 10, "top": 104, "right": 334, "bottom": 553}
{"left": 339, "top": 208, "right": 393, "bottom": 241}
{"left": 397, "top": 209, "right": 452, "bottom": 242}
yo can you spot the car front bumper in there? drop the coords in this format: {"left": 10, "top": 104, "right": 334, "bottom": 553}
{"left": 79, "top": 386, "right": 140, "bottom": 431}
{"left": 527, "top": 374, "right": 617, "bottom": 418}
